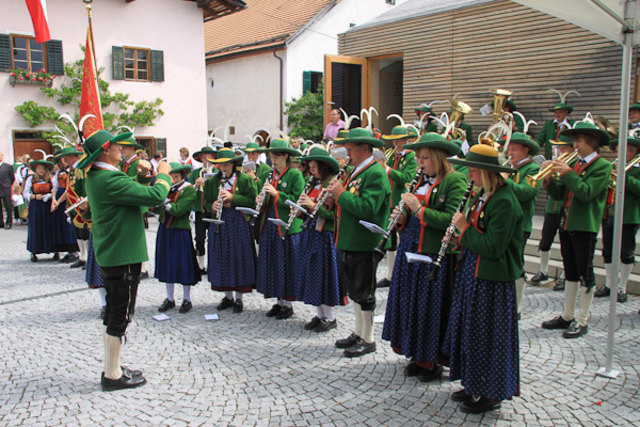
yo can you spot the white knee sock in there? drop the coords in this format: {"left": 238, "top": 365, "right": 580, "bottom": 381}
{"left": 182, "top": 285, "right": 191, "bottom": 302}
{"left": 141, "top": 262, "right": 148, "bottom": 274}
{"left": 104, "top": 333, "right": 123, "bottom": 380}
{"left": 225, "top": 291, "right": 234, "bottom": 300}
{"left": 197, "top": 255, "right": 205, "bottom": 270}
{"left": 281, "top": 300, "right": 292, "bottom": 309}
{"left": 620, "top": 263, "right": 633, "bottom": 294}
{"left": 576, "top": 287, "right": 595, "bottom": 326}
{"left": 236, "top": 292, "right": 244, "bottom": 301}
{"left": 353, "top": 302, "right": 363, "bottom": 337}
{"left": 98, "top": 287, "right": 107, "bottom": 307}
{"left": 77, "top": 239, "right": 87, "bottom": 262}
{"left": 516, "top": 277, "right": 526, "bottom": 314}
{"left": 322, "top": 305, "right": 335, "bottom": 321}
{"left": 165, "top": 283, "right": 175, "bottom": 302}
{"left": 386, "top": 251, "right": 396, "bottom": 281}
{"left": 540, "top": 251, "right": 550, "bottom": 275}
{"left": 361, "top": 310, "right": 375, "bottom": 344}
{"left": 562, "top": 281, "right": 579, "bottom": 321}
{"left": 604, "top": 263, "right": 613, "bottom": 289}
{"left": 316, "top": 305, "right": 324, "bottom": 319}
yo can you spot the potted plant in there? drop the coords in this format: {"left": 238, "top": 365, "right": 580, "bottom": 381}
{"left": 7, "top": 68, "right": 56, "bottom": 88}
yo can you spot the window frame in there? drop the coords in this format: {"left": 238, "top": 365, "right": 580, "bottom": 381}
{"left": 10, "top": 34, "right": 47, "bottom": 73}
{"left": 123, "top": 46, "right": 151, "bottom": 82}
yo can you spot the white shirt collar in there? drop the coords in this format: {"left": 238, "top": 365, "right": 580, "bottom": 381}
{"left": 353, "top": 155, "right": 375, "bottom": 175}
{"left": 126, "top": 154, "right": 138, "bottom": 163}
{"left": 554, "top": 118, "right": 570, "bottom": 128}
{"left": 515, "top": 157, "right": 529, "bottom": 166}
{"left": 580, "top": 151, "right": 598, "bottom": 164}
{"left": 94, "top": 161, "right": 120, "bottom": 172}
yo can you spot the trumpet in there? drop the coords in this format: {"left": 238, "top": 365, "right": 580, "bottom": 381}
{"left": 250, "top": 169, "right": 274, "bottom": 227}
{"left": 610, "top": 155, "right": 640, "bottom": 188}
{"left": 525, "top": 150, "right": 578, "bottom": 188}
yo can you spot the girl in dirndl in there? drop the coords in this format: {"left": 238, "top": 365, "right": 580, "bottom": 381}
{"left": 204, "top": 148, "right": 258, "bottom": 314}
{"left": 296, "top": 147, "right": 346, "bottom": 332}
{"left": 24, "top": 160, "right": 58, "bottom": 262}
{"left": 255, "top": 139, "right": 304, "bottom": 320}
{"left": 156, "top": 162, "right": 201, "bottom": 314}
{"left": 381, "top": 133, "right": 467, "bottom": 383}
{"left": 50, "top": 154, "right": 78, "bottom": 261}
{"left": 443, "top": 144, "right": 524, "bottom": 414}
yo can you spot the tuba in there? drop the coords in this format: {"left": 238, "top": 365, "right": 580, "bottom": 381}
{"left": 490, "top": 88, "right": 514, "bottom": 128}
{"left": 449, "top": 99, "right": 472, "bottom": 127}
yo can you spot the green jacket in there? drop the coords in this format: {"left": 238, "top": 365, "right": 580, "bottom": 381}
{"left": 119, "top": 155, "right": 151, "bottom": 214}
{"left": 386, "top": 149, "right": 417, "bottom": 208}
{"left": 335, "top": 159, "right": 390, "bottom": 251}
{"left": 203, "top": 172, "right": 257, "bottom": 218}
{"left": 624, "top": 165, "right": 640, "bottom": 224}
{"left": 536, "top": 119, "right": 575, "bottom": 158}
{"left": 545, "top": 155, "right": 611, "bottom": 233}
{"left": 256, "top": 162, "right": 271, "bottom": 182}
{"left": 187, "top": 167, "right": 217, "bottom": 212}
{"left": 459, "top": 122, "right": 473, "bottom": 145}
{"left": 309, "top": 177, "right": 336, "bottom": 233}
{"left": 412, "top": 170, "right": 467, "bottom": 254}
{"left": 460, "top": 184, "right": 524, "bottom": 281}
{"left": 258, "top": 166, "right": 304, "bottom": 236}
{"left": 85, "top": 167, "right": 171, "bottom": 267}
{"left": 158, "top": 183, "right": 196, "bottom": 229}
{"left": 505, "top": 159, "right": 540, "bottom": 233}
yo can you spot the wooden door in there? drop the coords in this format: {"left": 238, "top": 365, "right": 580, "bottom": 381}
{"left": 324, "top": 55, "right": 369, "bottom": 130}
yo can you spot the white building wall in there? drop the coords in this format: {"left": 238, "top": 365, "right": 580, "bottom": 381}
{"left": 0, "top": 0, "right": 208, "bottom": 163}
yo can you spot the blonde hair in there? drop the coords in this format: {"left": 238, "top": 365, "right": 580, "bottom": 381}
{"left": 35, "top": 166, "right": 51, "bottom": 183}
{"left": 480, "top": 169, "right": 504, "bottom": 193}
{"left": 425, "top": 148, "right": 453, "bottom": 178}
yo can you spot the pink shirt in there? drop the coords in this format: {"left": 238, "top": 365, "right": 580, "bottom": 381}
{"left": 323, "top": 119, "right": 346, "bottom": 140}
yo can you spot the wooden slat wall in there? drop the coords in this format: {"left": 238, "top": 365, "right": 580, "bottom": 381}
{"left": 338, "top": 0, "right": 636, "bottom": 138}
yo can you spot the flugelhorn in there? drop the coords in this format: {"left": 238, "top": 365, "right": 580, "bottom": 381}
{"left": 525, "top": 150, "right": 578, "bottom": 187}
{"left": 610, "top": 155, "right": 640, "bottom": 188}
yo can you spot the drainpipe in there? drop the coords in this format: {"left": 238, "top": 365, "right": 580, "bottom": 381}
{"left": 273, "top": 49, "right": 284, "bottom": 131}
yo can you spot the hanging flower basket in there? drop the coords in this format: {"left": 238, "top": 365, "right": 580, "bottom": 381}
{"left": 7, "top": 68, "right": 55, "bottom": 88}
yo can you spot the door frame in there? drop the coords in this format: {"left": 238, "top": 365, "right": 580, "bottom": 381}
{"left": 324, "top": 55, "right": 369, "bottom": 127}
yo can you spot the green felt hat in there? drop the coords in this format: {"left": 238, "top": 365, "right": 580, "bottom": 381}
{"left": 382, "top": 126, "right": 411, "bottom": 141}
{"left": 169, "top": 161, "right": 192, "bottom": 174}
{"left": 403, "top": 132, "right": 460, "bottom": 156}
{"left": 415, "top": 104, "right": 433, "bottom": 114}
{"left": 334, "top": 129, "right": 349, "bottom": 141}
{"left": 505, "top": 99, "right": 517, "bottom": 111}
{"left": 193, "top": 146, "right": 216, "bottom": 162}
{"left": 29, "top": 159, "right": 55, "bottom": 170}
{"left": 448, "top": 144, "right": 515, "bottom": 173}
{"left": 628, "top": 137, "right": 640, "bottom": 149}
{"left": 550, "top": 135, "right": 573, "bottom": 146}
{"left": 560, "top": 121, "right": 609, "bottom": 146}
{"left": 53, "top": 146, "right": 84, "bottom": 161}
{"left": 266, "top": 139, "right": 302, "bottom": 156}
{"left": 209, "top": 147, "right": 243, "bottom": 164}
{"left": 508, "top": 132, "right": 540, "bottom": 155}
{"left": 300, "top": 147, "right": 340, "bottom": 174}
{"left": 244, "top": 142, "right": 264, "bottom": 153}
{"left": 334, "top": 128, "right": 384, "bottom": 148}
{"left": 549, "top": 102, "right": 573, "bottom": 114}
{"left": 118, "top": 136, "right": 145, "bottom": 150}
{"left": 629, "top": 103, "right": 640, "bottom": 111}
{"left": 76, "top": 130, "right": 133, "bottom": 170}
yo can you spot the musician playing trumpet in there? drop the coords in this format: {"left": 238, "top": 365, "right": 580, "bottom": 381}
{"left": 541, "top": 119, "right": 612, "bottom": 339}
{"left": 381, "top": 133, "right": 466, "bottom": 382}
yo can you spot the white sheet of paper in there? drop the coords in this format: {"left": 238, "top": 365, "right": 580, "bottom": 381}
{"left": 153, "top": 313, "right": 171, "bottom": 321}
{"left": 236, "top": 207, "right": 258, "bottom": 216}
{"left": 359, "top": 220, "right": 388, "bottom": 236}
{"left": 204, "top": 313, "right": 220, "bottom": 321}
{"left": 479, "top": 103, "right": 492, "bottom": 117}
{"left": 285, "top": 199, "right": 308, "bottom": 215}
{"left": 268, "top": 218, "right": 288, "bottom": 228}
{"left": 405, "top": 252, "right": 433, "bottom": 264}
{"left": 374, "top": 314, "right": 385, "bottom": 323}
{"left": 202, "top": 218, "right": 216, "bottom": 223}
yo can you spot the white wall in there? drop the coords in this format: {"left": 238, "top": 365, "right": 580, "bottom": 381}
{"left": 0, "top": 0, "right": 208, "bottom": 163}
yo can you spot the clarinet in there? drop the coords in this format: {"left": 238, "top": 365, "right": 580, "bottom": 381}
{"left": 214, "top": 174, "right": 226, "bottom": 234}
{"left": 281, "top": 175, "right": 314, "bottom": 240}
{"left": 428, "top": 181, "right": 474, "bottom": 280}
{"left": 302, "top": 159, "right": 351, "bottom": 228}
{"left": 374, "top": 167, "right": 423, "bottom": 255}
{"left": 250, "top": 169, "right": 274, "bottom": 227}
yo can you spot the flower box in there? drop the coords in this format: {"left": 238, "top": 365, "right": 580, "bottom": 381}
{"left": 9, "top": 74, "right": 53, "bottom": 88}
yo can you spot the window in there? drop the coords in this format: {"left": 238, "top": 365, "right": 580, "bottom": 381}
{"left": 124, "top": 47, "right": 149, "bottom": 81}
{"left": 112, "top": 46, "right": 164, "bottom": 82}
{"left": 303, "top": 71, "right": 323, "bottom": 94}
{"left": 11, "top": 35, "right": 46, "bottom": 72}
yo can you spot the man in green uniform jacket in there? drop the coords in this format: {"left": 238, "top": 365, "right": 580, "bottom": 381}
{"left": 327, "top": 128, "right": 390, "bottom": 358}
{"left": 78, "top": 130, "right": 172, "bottom": 391}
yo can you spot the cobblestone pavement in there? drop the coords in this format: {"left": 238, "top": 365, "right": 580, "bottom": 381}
{"left": 1, "top": 219, "right": 640, "bottom": 426}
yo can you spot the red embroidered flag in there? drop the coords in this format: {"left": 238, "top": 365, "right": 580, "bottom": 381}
{"left": 79, "top": 22, "right": 104, "bottom": 139}
{"left": 25, "top": 0, "right": 51, "bottom": 44}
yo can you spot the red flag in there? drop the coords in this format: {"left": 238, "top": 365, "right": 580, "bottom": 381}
{"left": 25, "top": 0, "right": 51, "bottom": 44}
{"left": 79, "top": 22, "right": 104, "bottom": 139}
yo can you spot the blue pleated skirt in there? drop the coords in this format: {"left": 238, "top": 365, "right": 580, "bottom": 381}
{"left": 296, "top": 217, "right": 343, "bottom": 306}
{"left": 207, "top": 207, "right": 255, "bottom": 292}
{"left": 154, "top": 225, "right": 201, "bottom": 285}
{"left": 443, "top": 248, "right": 519, "bottom": 401}
{"left": 85, "top": 233, "right": 104, "bottom": 289}
{"left": 256, "top": 204, "right": 300, "bottom": 300}
{"left": 27, "top": 199, "right": 56, "bottom": 254}
{"left": 51, "top": 187, "right": 77, "bottom": 252}
{"left": 382, "top": 216, "right": 449, "bottom": 365}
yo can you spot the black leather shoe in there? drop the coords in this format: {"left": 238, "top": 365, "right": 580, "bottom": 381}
{"left": 70, "top": 260, "right": 85, "bottom": 268}
{"left": 5, "top": 223, "right": 11, "bottom": 230}
{"left": 563, "top": 321, "right": 588, "bottom": 339}
{"left": 553, "top": 278, "right": 565, "bottom": 291}
{"left": 217, "top": 297, "right": 234, "bottom": 311}
{"left": 335, "top": 333, "right": 359, "bottom": 349}
{"left": 594, "top": 287, "right": 610, "bottom": 298}
{"left": 314, "top": 319, "right": 337, "bottom": 332}
{"left": 376, "top": 278, "right": 390, "bottom": 288}
{"left": 617, "top": 292, "right": 628, "bottom": 303}
{"left": 417, "top": 364, "right": 443, "bottom": 382}
{"left": 233, "top": 299, "right": 243, "bottom": 313}
{"left": 52, "top": 253, "right": 60, "bottom": 261}
{"left": 304, "top": 316, "right": 321, "bottom": 330}
{"left": 99, "top": 306, "right": 106, "bottom": 320}
{"left": 344, "top": 339, "right": 376, "bottom": 357}
{"left": 121, "top": 366, "right": 142, "bottom": 377}
{"left": 265, "top": 304, "right": 282, "bottom": 317}
{"left": 541, "top": 315, "right": 573, "bottom": 330}
{"left": 450, "top": 389, "right": 471, "bottom": 402}
{"left": 139, "top": 271, "right": 149, "bottom": 280}
{"left": 158, "top": 298, "right": 175, "bottom": 312}
{"left": 275, "top": 306, "right": 293, "bottom": 320}
{"left": 60, "top": 253, "right": 77, "bottom": 263}
{"left": 404, "top": 362, "right": 421, "bottom": 377}
{"left": 529, "top": 271, "right": 548, "bottom": 284}
{"left": 30, "top": 254, "right": 37, "bottom": 262}
{"left": 179, "top": 300, "right": 192, "bottom": 313}
{"left": 199, "top": 268, "right": 207, "bottom": 275}
{"left": 460, "top": 395, "right": 501, "bottom": 414}
{"left": 101, "top": 372, "right": 146, "bottom": 392}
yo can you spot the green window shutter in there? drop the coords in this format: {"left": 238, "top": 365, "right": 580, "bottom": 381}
{"left": 302, "top": 71, "right": 311, "bottom": 94}
{"left": 45, "top": 40, "right": 64, "bottom": 75}
{"left": 0, "top": 34, "right": 11, "bottom": 71}
{"left": 151, "top": 50, "right": 164, "bottom": 82}
{"left": 155, "top": 138, "right": 166, "bottom": 153}
{"left": 112, "top": 46, "right": 124, "bottom": 80}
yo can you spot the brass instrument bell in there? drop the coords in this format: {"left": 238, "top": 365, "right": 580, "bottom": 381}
{"left": 449, "top": 99, "right": 472, "bottom": 126}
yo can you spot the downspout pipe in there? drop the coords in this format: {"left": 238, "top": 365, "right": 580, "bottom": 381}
{"left": 273, "top": 49, "right": 284, "bottom": 132}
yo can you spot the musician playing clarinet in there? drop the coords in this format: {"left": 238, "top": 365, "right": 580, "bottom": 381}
{"left": 204, "top": 148, "right": 257, "bottom": 313}
{"left": 326, "top": 128, "right": 390, "bottom": 357}
{"left": 382, "top": 133, "right": 466, "bottom": 382}
{"left": 444, "top": 144, "right": 523, "bottom": 414}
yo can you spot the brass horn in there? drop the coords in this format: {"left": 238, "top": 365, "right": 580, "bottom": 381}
{"left": 449, "top": 99, "right": 472, "bottom": 126}
{"left": 490, "top": 88, "right": 513, "bottom": 126}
